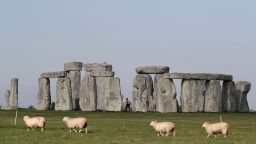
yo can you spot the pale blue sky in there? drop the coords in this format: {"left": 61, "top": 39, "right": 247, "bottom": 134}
{"left": 0, "top": 1, "right": 255, "bottom": 109}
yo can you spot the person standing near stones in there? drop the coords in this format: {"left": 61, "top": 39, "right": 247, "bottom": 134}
{"left": 125, "top": 98, "right": 131, "bottom": 112}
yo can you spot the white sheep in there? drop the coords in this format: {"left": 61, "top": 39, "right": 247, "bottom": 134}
{"left": 150, "top": 120, "right": 175, "bottom": 137}
{"left": 202, "top": 122, "right": 229, "bottom": 138}
{"left": 23, "top": 116, "right": 46, "bottom": 132}
{"left": 63, "top": 116, "right": 88, "bottom": 133}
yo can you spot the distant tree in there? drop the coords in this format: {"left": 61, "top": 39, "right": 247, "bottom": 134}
{"left": 28, "top": 105, "right": 34, "bottom": 109}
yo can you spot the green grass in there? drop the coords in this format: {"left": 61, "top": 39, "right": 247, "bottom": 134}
{"left": 0, "top": 109, "right": 256, "bottom": 144}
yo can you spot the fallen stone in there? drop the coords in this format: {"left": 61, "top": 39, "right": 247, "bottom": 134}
{"left": 169, "top": 73, "right": 233, "bottom": 80}
{"left": 83, "top": 63, "right": 112, "bottom": 72}
{"left": 136, "top": 66, "right": 169, "bottom": 74}
{"left": 64, "top": 62, "right": 83, "bottom": 71}
{"left": 41, "top": 71, "right": 66, "bottom": 78}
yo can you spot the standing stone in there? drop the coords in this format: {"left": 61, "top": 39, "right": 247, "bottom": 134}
{"left": 204, "top": 80, "right": 222, "bottom": 112}
{"left": 181, "top": 80, "right": 205, "bottom": 112}
{"left": 5, "top": 89, "right": 10, "bottom": 106}
{"left": 1, "top": 89, "right": 11, "bottom": 110}
{"left": 222, "top": 81, "right": 237, "bottom": 112}
{"left": 67, "top": 71, "right": 81, "bottom": 110}
{"left": 132, "top": 74, "right": 154, "bottom": 112}
{"left": 9, "top": 78, "right": 18, "bottom": 109}
{"left": 79, "top": 72, "right": 97, "bottom": 111}
{"left": 65, "top": 62, "right": 83, "bottom": 110}
{"left": 55, "top": 78, "right": 72, "bottom": 111}
{"left": 236, "top": 81, "right": 251, "bottom": 112}
{"left": 105, "top": 77, "right": 122, "bottom": 111}
{"left": 154, "top": 74, "right": 178, "bottom": 113}
{"left": 36, "top": 78, "right": 51, "bottom": 110}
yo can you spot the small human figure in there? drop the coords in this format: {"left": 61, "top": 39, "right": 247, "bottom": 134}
{"left": 125, "top": 98, "right": 131, "bottom": 112}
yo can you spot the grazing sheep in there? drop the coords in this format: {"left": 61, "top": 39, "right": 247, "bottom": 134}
{"left": 150, "top": 120, "right": 175, "bottom": 137}
{"left": 23, "top": 116, "right": 45, "bottom": 132}
{"left": 63, "top": 116, "right": 87, "bottom": 133}
{"left": 202, "top": 122, "right": 229, "bottom": 138}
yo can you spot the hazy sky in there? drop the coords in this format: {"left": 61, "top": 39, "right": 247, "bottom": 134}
{"left": 0, "top": 1, "right": 255, "bottom": 109}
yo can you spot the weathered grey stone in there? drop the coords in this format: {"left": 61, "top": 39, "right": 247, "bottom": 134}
{"left": 4, "top": 89, "right": 10, "bottom": 107}
{"left": 236, "top": 81, "right": 251, "bottom": 112}
{"left": 105, "top": 77, "right": 122, "bottom": 111}
{"left": 136, "top": 66, "right": 169, "bottom": 74}
{"left": 64, "top": 62, "right": 83, "bottom": 71}
{"left": 169, "top": 73, "right": 233, "bottom": 81}
{"left": 79, "top": 72, "right": 97, "bottom": 111}
{"left": 36, "top": 78, "right": 51, "bottom": 110}
{"left": 55, "top": 78, "right": 72, "bottom": 111}
{"left": 180, "top": 80, "right": 205, "bottom": 112}
{"left": 9, "top": 78, "right": 18, "bottom": 109}
{"left": 95, "top": 77, "right": 122, "bottom": 111}
{"left": 67, "top": 71, "right": 81, "bottom": 110}
{"left": 204, "top": 80, "right": 222, "bottom": 112}
{"left": 1, "top": 90, "right": 11, "bottom": 110}
{"left": 83, "top": 63, "right": 112, "bottom": 72}
{"left": 222, "top": 81, "right": 238, "bottom": 112}
{"left": 41, "top": 71, "right": 66, "bottom": 78}
{"left": 154, "top": 74, "right": 178, "bottom": 113}
{"left": 90, "top": 71, "right": 115, "bottom": 77}
{"left": 132, "top": 74, "right": 154, "bottom": 112}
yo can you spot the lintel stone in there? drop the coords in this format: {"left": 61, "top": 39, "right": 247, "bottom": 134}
{"left": 83, "top": 63, "right": 112, "bottom": 72}
{"left": 64, "top": 62, "right": 83, "bottom": 71}
{"left": 136, "top": 66, "right": 169, "bottom": 74}
{"left": 169, "top": 73, "right": 233, "bottom": 80}
{"left": 90, "top": 71, "right": 115, "bottom": 77}
{"left": 41, "top": 71, "right": 66, "bottom": 78}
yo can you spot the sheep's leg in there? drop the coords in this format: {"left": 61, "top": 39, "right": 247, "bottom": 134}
{"left": 27, "top": 128, "right": 30, "bottom": 131}
{"left": 85, "top": 128, "right": 88, "bottom": 133}
{"left": 32, "top": 128, "right": 35, "bottom": 132}
{"left": 160, "top": 132, "right": 164, "bottom": 136}
{"left": 214, "top": 135, "right": 217, "bottom": 138}
{"left": 73, "top": 129, "right": 78, "bottom": 133}
{"left": 69, "top": 129, "right": 72, "bottom": 133}
{"left": 165, "top": 132, "right": 169, "bottom": 136}
{"left": 173, "top": 131, "right": 176, "bottom": 137}
{"left": 207, "top": 134, "right": 210, "bottom": 138}
{"left": 157, "top": 133, "right": 160, "bottom": 136}
{"left": 41, "top": 128, "right": 44, "bottom": 132}
{"left": 78, "top": 129, "right": 82, "bottom": 133}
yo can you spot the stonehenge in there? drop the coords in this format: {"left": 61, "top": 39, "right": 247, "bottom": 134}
{"left": 2, "top": 62, "right": 251, "bottom": 113}
{"left": 2, "top": 78, "right": 18, "bottom": 110}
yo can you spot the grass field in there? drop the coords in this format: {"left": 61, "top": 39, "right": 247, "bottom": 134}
{"left": 0, "top": 109, "right": 256, "bottom": 144}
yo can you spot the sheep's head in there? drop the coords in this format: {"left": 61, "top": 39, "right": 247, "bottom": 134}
{"left": 150, "top": 120, "right": 157, "bottom": 127}
{"left": 23, "top": 116, "right": 29, "bottom": 121}
{"left": 202, "top": 122, "right": 209, "bottom": 128}
{"left": 63, "top": 116, "right": 70, "bottom": 122}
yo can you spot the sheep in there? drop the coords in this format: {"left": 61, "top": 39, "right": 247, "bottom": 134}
{"left": 150, "top": 120, "right": 175, "bottom": 137}
{"left": 23, "top": 116, "right": 45, "bottom": 132}
{"left": 202, "top": 122, "right": 229, "bottom": 138}
{"left": 63, "top": 116, "right": 87, "bottom": 133}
